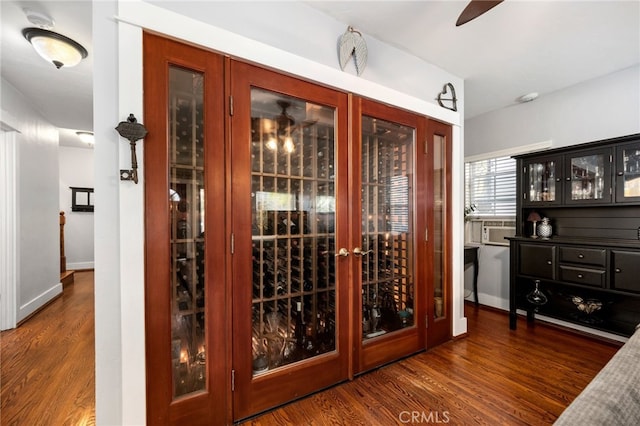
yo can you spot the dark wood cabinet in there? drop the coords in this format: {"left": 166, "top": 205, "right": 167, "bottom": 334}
{"left": 611, "top": 250, "right": 640, "bottom": 293}
{"left": 519, "top": 244, "right": 555, "bottom": 279}
{"left": 509, "top": 133, "right": 640, "bottom": 337}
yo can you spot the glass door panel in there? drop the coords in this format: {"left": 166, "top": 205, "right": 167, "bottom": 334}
{"left": 432, "top": 134, "right": 445, "bottom": 321}
{"left": 616, "top": 142, "right": 640, "bottom": 203}
{"left": 524, "top": 156, "right": 560, "bottom": 205}
{"left": 360, "top": 116, "right": 415, "bottom": 340}
{"left": 565, "top": 148, "right": 612, "bottom": 204}
{"left": 169, "top": 66, "right": 206, "bottom": 398}
{"left": 250, "top": 89, "right": 337, "bottom": 374}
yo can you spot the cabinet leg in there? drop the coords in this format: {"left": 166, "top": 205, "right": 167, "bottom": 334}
{"left": 509, "top": 311, "right": 517, "bottom": 330}
{"left": 526, "top": 310, "right": 535, "bottom": 323}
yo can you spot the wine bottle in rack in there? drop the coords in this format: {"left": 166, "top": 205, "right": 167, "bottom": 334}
{"left": 294, "top": 301, "right": 305, "bottom": 350}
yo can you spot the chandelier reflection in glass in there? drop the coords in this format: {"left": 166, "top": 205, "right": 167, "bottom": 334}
{"left": 258, "top": 100, "right": 318, "bottom": 154}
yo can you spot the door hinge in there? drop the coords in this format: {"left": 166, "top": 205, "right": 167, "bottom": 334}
{"left": 231, "top": 369, "right": 235, "bottom": 392}
{"left": 229, "top": 95, "right": 234, "bottom": 116}
{"left": 230, "top": 233, "right": 235, "bottom": 254}
{"left": 425, "top": 227, "right": 428, "bottom": 242}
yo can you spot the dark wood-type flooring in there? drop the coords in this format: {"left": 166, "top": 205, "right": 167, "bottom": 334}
{"left": 243, "top": 307, "right": 621, "bottom": 425}
{"left": 1, "top": 271, "right": 95, "bottom": 426}
{"left": 1, "top": 271, "right": 620, "bottom": 425}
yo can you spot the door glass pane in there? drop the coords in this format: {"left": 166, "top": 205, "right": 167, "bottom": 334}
{"left": 361, "top": 116, "right": 415, "bottom": 340}
{"left": 570, "top": 154, "right": 605, "bottom": 200}
{"left": 622, "top": 147, "right": 640, "bottom": 197}
{"left": 169, "top": 66, "right": 206, "bottom": 397}
{"left": 250, "top": 89, "right": 336, "bottom": 375}
{"left": 528, "top": 160, "right": 556, "bottom": 202}
{"left": 433, "top": 134, "right": 445, "bottom": 319}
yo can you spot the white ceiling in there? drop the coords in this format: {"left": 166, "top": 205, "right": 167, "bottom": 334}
{"left": 1, "top": 0, "right": 93, "bottom": 148}
{"left": 1, "top": 1, "right": 639, "bottom": 148}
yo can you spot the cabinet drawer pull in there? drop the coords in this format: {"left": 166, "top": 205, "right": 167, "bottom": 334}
{"left": 578, "top": 254, "right": 584, "bottom": 259}
{"left": 615, "top": 268, "right": 622, "bottom": 273}
{"left": 547, "top": 260, "right": 552, "bottom": 265}
{"left": 565, "top": 177, "right": 571, "bottom": 181}
{"left": 577, "top": 274, "right": 583, "bottom": 279}
{"left": 617, "top": 171, "right": 624, "bottom": 176}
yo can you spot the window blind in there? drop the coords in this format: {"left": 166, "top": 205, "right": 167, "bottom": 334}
{"left": 465, "top": 156, "right": 516, "bottom": 217}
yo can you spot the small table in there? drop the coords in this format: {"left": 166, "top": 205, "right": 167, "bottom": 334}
{"left": 464, "top": 246, "right": 479, "bottom": 306}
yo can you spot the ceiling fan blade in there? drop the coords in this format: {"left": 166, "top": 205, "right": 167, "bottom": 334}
{"left": 456, "top": 0, "right": 504, "bottom": 26}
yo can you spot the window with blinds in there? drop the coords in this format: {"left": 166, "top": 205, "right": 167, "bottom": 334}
{"left": 465, "top": 155, "right": 516, "bottom": 217}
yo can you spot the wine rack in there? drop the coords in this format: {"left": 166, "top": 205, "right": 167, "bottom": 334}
{"left": 360, "top": 116, "right": 415, "bottom": 339}
{"left": 168, "top": 67, "right": 206, "bottom": 396}
{"left": 250, "top": 90, "right": 337, "bottom": 374}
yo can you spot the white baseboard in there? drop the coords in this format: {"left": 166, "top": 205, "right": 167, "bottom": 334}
{"left": 17, "top": 282, "right": 63, "bottom": 323}
{"left": 67, "top": 261, "right": 95, "bottom": 270}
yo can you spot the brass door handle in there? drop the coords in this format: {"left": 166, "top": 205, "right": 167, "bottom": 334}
{"left": 336, "top": 248, "right": 350, "bottom": 257}
{"left": 353, "top": 247, "right": 373, "bottom": 256}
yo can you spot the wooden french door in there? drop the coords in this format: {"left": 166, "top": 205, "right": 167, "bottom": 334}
{"left": 229, "top": 62, "right": 351, "bottom": 421}
{"left": 143, "top": 33, "right": 452, "bottom": 425}
{"left": 351, "top": 97, "right": 428, "bottom": 373}
{"left": 144, "top": 33, "right": 228, "bottom": 424}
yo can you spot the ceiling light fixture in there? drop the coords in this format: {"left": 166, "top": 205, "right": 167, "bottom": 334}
{"left": 22, "top": 27, "right": 88, "bottom": 69}
{"left": 76, "top": 131, "right": 94, "bottom": 145}
{"left": 517, "top": 92, "right": 539, "bottom": 103}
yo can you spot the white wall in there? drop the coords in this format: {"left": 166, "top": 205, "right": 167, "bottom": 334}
{"left": 93, "top": 1, "right": 123, "bottom": 424}
{"left": 465, "top": 65, "right": 640, "bottom": 157}
{"left": 463, "top": 65, "right": 640, "bottom": 330}
{"left": 1, "top": 77, "right": 61, "bottom": 324}
{"left": 93, "top": 1, "right": 465, "bottom": 424}
{"left": 59, "top": 146, "right": 95, "bottom": 270}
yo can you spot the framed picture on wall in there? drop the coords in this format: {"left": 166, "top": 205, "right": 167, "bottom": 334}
{"left": 70, "top": 187, "right": 94, "bottom": 212}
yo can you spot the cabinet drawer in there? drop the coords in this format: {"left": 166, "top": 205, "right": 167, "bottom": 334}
{"left": 559, "top": 247, "right": 606, "bottom": 267}
{"left": 559, "top": 265, "right": 605, "bottom": 287}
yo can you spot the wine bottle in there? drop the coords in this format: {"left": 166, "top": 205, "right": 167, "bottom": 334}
{"left": 294, "top": 301, "right": 305, "bottom": 350}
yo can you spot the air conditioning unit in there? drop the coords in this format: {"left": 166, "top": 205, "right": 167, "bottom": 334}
{"left": 467, "top": 219, "right": 515, "bottom": 246}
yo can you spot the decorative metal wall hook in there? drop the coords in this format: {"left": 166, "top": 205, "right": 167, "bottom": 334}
{"left": 338, "top": 25, "right": 368, "bottom": 76}
{"left": 436, "top": 83, "right": 458, "bottom": 112}
{"left": 115, "top": 113, "right": 148, "bottom": 184}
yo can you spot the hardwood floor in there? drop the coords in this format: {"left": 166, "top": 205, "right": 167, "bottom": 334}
{"left": 1, "top": 272, "right": 620, "bottom": 425}
{"left": 242, "top": 306, "right": 621, "bottom": 425}
{"left": 1, "top": 271, "right": 95, "bottom": 426}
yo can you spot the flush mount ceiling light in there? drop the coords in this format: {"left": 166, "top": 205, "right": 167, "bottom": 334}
{"left": 76, "top": 131, "right": 94, "bottom": 145}
{"left": 517, "top": 92, "right": 539, "bottom": 103}
{"left": 22, "top": 27, "right": 88, "bottom": 69}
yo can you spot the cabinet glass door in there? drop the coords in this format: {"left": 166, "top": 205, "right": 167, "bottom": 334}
{"left": 231, "top": 62, "right": 350, "bottom": 421}
{"left": 615, "top": 142, "right": 640, "bottom": 203}
{"left": 523, "top": 156, "right": 560, "bottom": 205}
{"left": 565, "top": 148, "right": 612, "bottom": 204}
{"left": 353, "top": 98, "right": 427, "bottom": 373}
